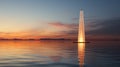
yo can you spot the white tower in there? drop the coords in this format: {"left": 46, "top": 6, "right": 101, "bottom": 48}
{"left": 78, "top": 10, "right": 85, "bottom": 42}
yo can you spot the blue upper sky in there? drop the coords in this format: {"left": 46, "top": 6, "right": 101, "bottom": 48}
{"left": 1, "top": 0, "right": 120, "bottom": 22}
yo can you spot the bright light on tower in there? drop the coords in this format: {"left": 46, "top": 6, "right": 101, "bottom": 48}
{"left": 78, "top": 10, "right": 85, "bottom": 42}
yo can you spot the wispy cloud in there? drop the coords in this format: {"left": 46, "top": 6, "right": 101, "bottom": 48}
{"left": 87, "top": 17, "right": 120, "bottom": 35}
{"left": 48, "top": 22, "right": 78, "bottom": 29}
{"left": 48, "top": 18, "right": 120, "bottom": 39}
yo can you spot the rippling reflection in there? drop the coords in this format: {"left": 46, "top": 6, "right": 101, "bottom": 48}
{"left": 78, "top": 43, "right": 85, "bottom": 67}
{"left": 0, "top": 40, "right": 78, "bottom": 67}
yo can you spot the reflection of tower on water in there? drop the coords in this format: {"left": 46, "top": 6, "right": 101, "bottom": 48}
{"left": 78, "top": 43, "right": 85, "bottom": 67}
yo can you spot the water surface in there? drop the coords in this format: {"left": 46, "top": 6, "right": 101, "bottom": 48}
{"left": 0, "top": 40, "right": 120, "bottom": 67}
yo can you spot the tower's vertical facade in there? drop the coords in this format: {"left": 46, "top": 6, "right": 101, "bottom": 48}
{"left": 78, "top": 10, "right": 85, "bottom": 42}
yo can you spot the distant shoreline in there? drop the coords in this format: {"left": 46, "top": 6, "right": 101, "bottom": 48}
{"left": 0, "top": 38, "right": 71, "bottom": 41}
{"left": 0, "top": 39, "right": 119, "bottom": 41}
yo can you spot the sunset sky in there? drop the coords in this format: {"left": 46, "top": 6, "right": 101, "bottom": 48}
{"left": 0, "top": 0, "right": 120, "bottom": 39}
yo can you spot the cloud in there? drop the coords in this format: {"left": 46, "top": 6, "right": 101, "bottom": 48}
{"left": 87, "top": 17, "right": 120, "bottom": 36}
{"left": 48, "top": 21, "right": 79, "bottom": 39}
{"left": 48, "top": 18, "right": 120, "bottom": 39}
{"left": 48, "top": 22, "right": 78, "bottom": 29}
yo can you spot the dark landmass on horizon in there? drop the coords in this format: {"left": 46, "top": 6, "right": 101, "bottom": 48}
{"left": 0, "top": 38, "right": 120, "bottom": 41}
{"left": 0, "top": 38, "right": 71, "bottom": 41}
{"left": 40, "top": 38, "right": 71, "bottom": 40}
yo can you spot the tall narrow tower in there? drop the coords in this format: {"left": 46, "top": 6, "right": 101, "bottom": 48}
{"left": 78, "top": 10, "right": 85, "bottom": 42}
{"left": 78, "top": 10, "right": 85, "bottom": 67}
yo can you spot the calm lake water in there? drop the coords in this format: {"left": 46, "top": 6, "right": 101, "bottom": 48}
{"left": 0, "top": 40, "right": 120, "bottom": 67}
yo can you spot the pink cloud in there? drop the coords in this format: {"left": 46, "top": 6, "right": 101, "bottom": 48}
{"left": 48, "top": 22, "right": 78, "bottom": 29}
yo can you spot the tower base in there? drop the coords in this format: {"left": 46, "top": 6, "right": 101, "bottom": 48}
{"left": 73, "top": 42, "right": 90, "bottom": 43}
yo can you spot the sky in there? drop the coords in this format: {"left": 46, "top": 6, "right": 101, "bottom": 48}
{"left": 0, "top": 0, "right": 120, "bottom": 39}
